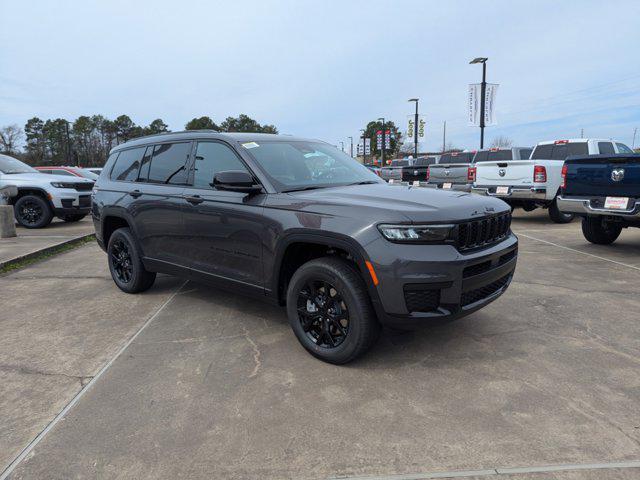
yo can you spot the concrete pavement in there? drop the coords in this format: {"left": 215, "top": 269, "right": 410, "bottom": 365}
{"left": 2, "top": 210, "right": 640, "bottom": 479}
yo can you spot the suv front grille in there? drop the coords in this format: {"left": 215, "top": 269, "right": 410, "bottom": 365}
{"left": 74, "top": 182, "right": 94, "bottom": 191}
{"left": 461, "top": 274, "right": 511, "bottom": 307}
{"left": 456, "top": 212, "right": 511, "bottom": 251}
{"left": 404, "top": 286, "right": 440, "bottom": 313}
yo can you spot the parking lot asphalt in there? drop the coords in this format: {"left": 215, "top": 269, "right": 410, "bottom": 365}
{"left": 0, "top": 217, "right": 95, "bottom": 268}
{"left": 2, "top": 210, "right": 640, "bottom": 480}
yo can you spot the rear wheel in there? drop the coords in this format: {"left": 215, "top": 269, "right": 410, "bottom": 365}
{"left": 286, "top": 257, "right": 380, "bottom": 364}
{"left": 581, "top": 216, "right": 622, "bottom": 245}
{"left": 62, "top": 214, "right": 86, "bottom": 222}
{"left": 107, "top": 227, "right": 156, "bottom": 293}
{"left": 14, "top": 195, "right": 53, "bottom": 228}
{"left": 548, "top": 198, "right": 574, "bottom": 224}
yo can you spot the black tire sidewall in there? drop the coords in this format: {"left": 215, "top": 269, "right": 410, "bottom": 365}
{"left": 107, "top": 227, "right": 153, "bottom": 293}
{"left": 549, "top": 199, "right": 574, "bottom": 224}
{"left": 582, "top": 216, "right": 622, "bottom": 244}
{"left": 286, "top": 259, "right": 374, "bottom": 364}
{"left": 14, "top": 195, "right": 53, "bottom": 228}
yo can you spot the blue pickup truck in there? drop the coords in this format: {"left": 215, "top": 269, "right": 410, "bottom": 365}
{"left": 558, "top": 154, "right": 640, "bottom": 244}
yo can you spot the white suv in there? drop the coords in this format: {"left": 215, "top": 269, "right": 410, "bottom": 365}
{"left": 0, "top": 154, "right": 94, "bottom": 228}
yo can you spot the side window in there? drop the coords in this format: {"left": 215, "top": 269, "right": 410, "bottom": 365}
{"left": 519, "top": 148, "right": 532, "bottom": 159}
{"left": 192, "top": 142, "right": 249, "bottom": 189}
{"left": 137, "top": 146, "right": 154, "bottom": 182}
{"left": 110, "top": 147, "right": 145, "bottom": 182}
{"left": 616, "top": 143, "right": 634, "bottom": 154}
{"left": 148, "top": 142, "right": 190, "bottom": 184}
{"left": 598, "top": 142, "right": 615, "bottom": 155}
{"left": 38, "top": 169, "right": 52, "bottom": 174}
{"left": 53, "top": 169, "right": 74, "bottom": 176}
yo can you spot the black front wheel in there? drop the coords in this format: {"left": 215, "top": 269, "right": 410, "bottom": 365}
{"left": 548, "top": 198, "right": 574, "bottom": 224}
{"left": 581, "top": 216, "right": 622, "bottom": 245}
{"left": 286, "top": 257, "right": 380, "bottom": 364}
{"left": 14, "top": 195, "right": 53, "bottom": 228}
{"left": 107, "top": 227, "right": 156, "bottom": 293}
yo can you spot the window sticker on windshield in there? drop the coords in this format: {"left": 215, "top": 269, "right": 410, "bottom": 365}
{"left": 242, "top": 142, "right": 259, "bottom": 149}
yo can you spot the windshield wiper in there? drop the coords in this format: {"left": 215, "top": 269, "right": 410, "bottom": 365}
{"left": 347, "top": 180, "right": 379, "bottom": 186}
{"left": 282, "top": 185, "right": 329, "bottom": 193}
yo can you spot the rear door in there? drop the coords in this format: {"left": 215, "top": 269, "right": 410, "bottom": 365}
{"left": 181, "top": 140, "right": 265, "bottom": 289}
{"left": 132, "top": 142, "right": 190, "bottom": 265}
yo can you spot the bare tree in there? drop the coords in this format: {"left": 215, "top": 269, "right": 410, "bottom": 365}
{"left": 490, "top": 135, "right": 513, "bottom": 148}
{"left": 0, "top": 124, "right": 24, "bottom": 155}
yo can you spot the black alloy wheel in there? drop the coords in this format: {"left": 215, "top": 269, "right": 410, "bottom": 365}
{"left": 14, "top": 194, "right": 53, "bottom": 228}
{"left": 297, "top": 280, "right": 350, "bottom": 348}
{"left": 110, "top": 238, "right": 133, "bottom": 284}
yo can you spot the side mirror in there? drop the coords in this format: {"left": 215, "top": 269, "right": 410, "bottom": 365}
{"left": 213, "top": 170, "right": 261, "bottom": 193}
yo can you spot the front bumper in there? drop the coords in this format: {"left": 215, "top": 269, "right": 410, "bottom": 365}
{"left": 472, "top": 186, "right": 546, "bottom": 201}
{"left": 368, "top": 234, "right": 518, "bottom": 329}
{"left": 557, "top": 196, "right": 640, "bottom": 218}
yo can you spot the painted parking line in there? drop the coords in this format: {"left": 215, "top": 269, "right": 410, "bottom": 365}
{"left": 515, "top": 231, "right": 640, "bottom": 272}
{"left": 329, "top": 459, "right": 640, "bottom": 480}
{"left": 0, "top": 280, "right": 189, "bottom": 480}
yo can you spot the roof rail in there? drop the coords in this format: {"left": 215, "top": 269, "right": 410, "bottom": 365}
{"left": 124, "top": 129, "right": 222, "bottom": 142}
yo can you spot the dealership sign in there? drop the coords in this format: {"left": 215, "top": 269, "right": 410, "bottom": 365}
{"left": 468, "top": 83, "right": 498, "bottom": 126}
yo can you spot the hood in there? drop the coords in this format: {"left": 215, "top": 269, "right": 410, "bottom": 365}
{"left": 2, "top": 172, "right": 93, "bottom": 183}
{"left": 284, "top": 183, "right": 509, "bottom": 223}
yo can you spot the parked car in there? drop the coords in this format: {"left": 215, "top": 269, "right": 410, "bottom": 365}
{"left": 86, "top": 167, "right": 103, "bottom": 176}
{"left": 558, "top": 153, "right": 640, "bottom": 244}
{"left": 402, "top": 156, "right": 438, "bottom": 183}
{"left": 93, "top": 132, "right": 518, "bottom": 364}
{"left": 36, "top": 166, "right": 100, "bottom": 180}
{"left": 364, "top": 164, "right": 382, "bottom": 177}
{"left": 380, "top": 159, "right": 409, "bottom": 182}
{"left": 428, "top": 151, "right": 476, "bottom": 191}
{"left": 0, "top": 154, "right": 94, "bottom": 227}
{"left": 472, "top": 139, "right": 633, "bottom": 223}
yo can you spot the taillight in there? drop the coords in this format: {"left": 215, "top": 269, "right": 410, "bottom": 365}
{"left": 533, "top": 165, "right": 547, "bottom": 183}
{"left": 561, "top": 164, "right": 568, "bottom": 189}
{"left": 467, "top": 166, "right": 476, "bottom": 182}
{"left": 426, "top": 167, "right": 430, "bottom": 181}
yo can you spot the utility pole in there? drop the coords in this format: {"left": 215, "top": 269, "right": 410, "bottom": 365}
{"left": 633, "top": 127, "right": 638, "bottom": 149}
{"left": 442, "top": 120, "right": 446, "bottom": 153}
{"left": 408, "top": 98, "right": 419, "bottom": 158}
{"left": 348, "top": 136, "right": 353, "bottom": 158}
{"left": 378, "top": 117, "right": 385, "bottom": 165}
{"left": 470, "top": 57, "right": 488, "bottom": 149}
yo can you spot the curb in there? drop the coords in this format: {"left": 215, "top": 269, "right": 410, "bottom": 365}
{"left": 0, "top": 233, "right": 96, "bottom": 273}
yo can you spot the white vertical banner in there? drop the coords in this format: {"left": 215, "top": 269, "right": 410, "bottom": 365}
{"left": 468, "top": 83, "right": 480, "bottom": 126}
{"left": 418, "top": 116, "right": 425, "bottom": 138}
{"left": 407, "top": 115, "right": 426, "bottom": 139}
{"left": 484, "top": 83, "right": 498, "bottom": 126}
{"left": 364, "top": 137, "right": 371, "bottom": 155}
{"left": 407, "top": 117, "right": 415, "bottom": 139}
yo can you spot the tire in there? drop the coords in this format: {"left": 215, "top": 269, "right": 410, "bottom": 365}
{"left": 107, "top": 227, "right": 156, "bottom": 293}
{"left": 62, "top": 214, "right": 86, "bottom": 222}
{"left": 14, "top": 194, "right": 53, "bottom": 228}
{"left": 581, "top": 216, "right": 622, "bottom": 245}
{"left": 548, "top": 198, "right": 574, "bottom": 224}
{"left": 286, "top": 256, "right": 380, "bottom": 364}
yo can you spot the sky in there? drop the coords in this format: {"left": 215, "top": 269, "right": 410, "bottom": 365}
{"left": 1, "top": 0, "right": 640, "bottom": 152}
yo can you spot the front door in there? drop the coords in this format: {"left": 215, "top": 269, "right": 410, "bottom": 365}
{"left": 182, "top": 140, "right": 265, "bottom": 290}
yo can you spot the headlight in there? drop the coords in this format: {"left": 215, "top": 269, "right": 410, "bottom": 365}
{"left": 378, "top": 224, "right": 453, "bottom": 243}
{"left": 50, "top": 182, "right": 75, "bottom": 189}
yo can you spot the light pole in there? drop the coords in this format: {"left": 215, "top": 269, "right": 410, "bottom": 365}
{"left": 340, "top": 141, "right": 345, "bottom": 152}
{"left": 378, "top": 117, "right": 385, "bottom": 165}
{"left": 348, "top": 136, "right": 353, "bottom": 158}
{"left": 360, "top": 129, "right": 366, "bottom": 163}
{"left": 408, "top": 98, "right": 419, "bottom": 158}
{"left": 470, "top": 57, "right": 488, "bottom": 149}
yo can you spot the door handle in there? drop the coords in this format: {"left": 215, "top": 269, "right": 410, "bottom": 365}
{"left": 184, "top": 195, "right": 204, "bottom": 205}
{"left": 129, "top": 189, "right": 142, "bottom": 198}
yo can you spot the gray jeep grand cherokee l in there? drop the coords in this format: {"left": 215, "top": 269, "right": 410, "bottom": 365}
{"left": 92, "top": 132, "right": 517, "bottom": 364}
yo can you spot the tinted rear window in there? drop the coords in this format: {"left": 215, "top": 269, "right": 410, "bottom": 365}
{"left": 147, "top": 142, "right": 190, "bottom": 184}
{"left": 440, "top": 152, "right": 474, "bottom": 164}
{"left": 110, "top": 147, "right": 145, "bottom": 182}
{"left": 473, "top": 150, "right": 512, "bottom": 162}
{"left": 531, "top": 143, "right": 589, "bottom": 160}
{"left": 519, "top": 148, "right": 532, "bottom": 159}
{"left": 415, "top": 157, "right": 436, "bottom": 166}
{"left": 598, "top": 142, "right": 615, "bottom": 155}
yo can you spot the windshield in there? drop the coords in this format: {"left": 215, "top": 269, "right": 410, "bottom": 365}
{"left": 243, "top": 140, "right": 382, "bottom": 192}
{"left": 0, "top": 154, "right": 38, "bottom": 174}
{"left": 78, "top": 169, "right": 100, "bottom": 180}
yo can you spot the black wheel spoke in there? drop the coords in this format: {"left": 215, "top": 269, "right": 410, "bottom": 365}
{"left": 110, "top": 239, "right": 133, "bottom": 284}
{"left": 296, "top": 279, "right": 349, "bottom": 349}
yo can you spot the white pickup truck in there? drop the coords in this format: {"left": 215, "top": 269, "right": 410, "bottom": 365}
{"left": 472, "top": 139, "right": 634, "bottom": 223}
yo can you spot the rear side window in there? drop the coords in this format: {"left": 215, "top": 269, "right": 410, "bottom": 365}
{"left": 531, "top": 143, "right": 589, "bottom": 160}
{"left": 192, "top": 142, "right": 249, "bottom": 189}
{"left": 616, "top": 143, "right": 634, "bottom": 154}
{"left": 147, "top": 142, "right": 190, "bottom": 184}
{"left": 598, "top": 142, "right": 615, "bottom": 155}
{"left": 110, "top": 147, "right": 145, "bottom": 182}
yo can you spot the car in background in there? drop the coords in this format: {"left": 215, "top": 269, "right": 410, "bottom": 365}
{"left": 472, "top": 139, "right": 633, "bottom": 223}
{"left": 428, "top": 151, "right": 476, "bottom": 191}
{"left": 0, "top": 154, "right": 94, "bottom": 227}
{"left": 380, "top": 159, "right": 409, "bottom": 182}
{"left": 364, "top": 164, "right": 382, "bottom": 177}
{"left": 36, "top": 166, "right": 99, "bottom": 180}
{"left": 558, "top": 153, "right": 640, "bottom": 244}
{"left": 86, "top": 167, "right": 103, "bottom": 176}
{"left": 402, "top": 156, "right": 438, "bottom": 183}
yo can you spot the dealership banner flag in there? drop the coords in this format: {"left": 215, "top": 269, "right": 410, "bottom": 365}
{"left": 407, "top": 115, "right": 426, "bottom": 140}
{"left": 365, "top": 137, "right": 371, "bottom": 155}
{"left": 468, "top": 83, "right": 499, "bottom": 126}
